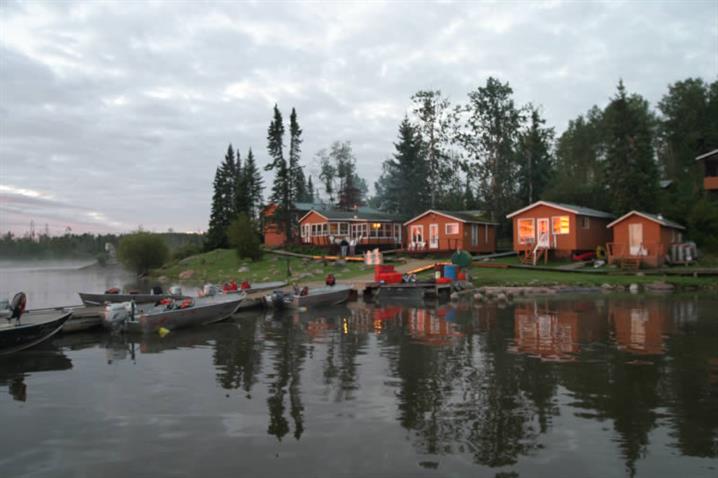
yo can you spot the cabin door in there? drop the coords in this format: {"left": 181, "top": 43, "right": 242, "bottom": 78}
{"left": 629, "top": 223, "right": 643, "bottom": 255}
{"left": 537, "top": 218, "right": 550, "bottom": 248}
{"left": 410, "top": 225, "right": 424, "bottom": 246}
{"left": 429, "top": 224, "right": 439, "bottom": 249}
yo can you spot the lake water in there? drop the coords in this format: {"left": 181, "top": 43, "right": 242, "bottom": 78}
{"left": 1, "top": 263, "right": 717, "bottom": 477}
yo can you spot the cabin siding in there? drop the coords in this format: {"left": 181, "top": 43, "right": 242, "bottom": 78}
{"left": 575, "top": 215, "right": 613, "bottom": 251}
{"left": 262, "top": 204, "right": 287, "bottom": 248}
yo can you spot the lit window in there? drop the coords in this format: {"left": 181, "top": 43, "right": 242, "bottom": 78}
{"left": 445, "top": 223, "right": 459, "bottom": 235}
{"left": 552, "top": 216, "right": 570, "bottom": 235}
{"left": 329, "top": 223, "right": 338, "bottom": 235}
{"left": 518, "top": 219, "right": 535, "bottom": 244}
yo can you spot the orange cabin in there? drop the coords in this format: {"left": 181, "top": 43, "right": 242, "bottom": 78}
{"left": 506, "top": 201, "right": 614, "bottom": 258}
{"left": 402, "top": 210, "right": 497, "bottom": 254}
{"left": 606, "top": 211, "right": 685, "bottom": 268}
{"left": 696, "top": 149, "right": 718, "bottom": 193}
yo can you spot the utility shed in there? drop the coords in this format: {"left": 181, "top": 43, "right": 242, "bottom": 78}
{"left": 607, "top": 210, "right": 685, "bottom": 268}
{"left": 506, "top": 201, "right": 614, "bottom": 259}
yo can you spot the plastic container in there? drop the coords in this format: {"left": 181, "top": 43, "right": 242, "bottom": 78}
{"left": 443, "top": 264, "right": 459, "bottom": 281}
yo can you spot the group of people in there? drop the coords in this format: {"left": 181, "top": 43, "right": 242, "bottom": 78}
{"left": 221, "top": 279, "right": 252, "bottom": 292}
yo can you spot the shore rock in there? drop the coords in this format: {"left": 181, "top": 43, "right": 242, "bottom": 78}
{"left": 629, "top": 283, "right": 640, "bottom": 294}
{"left": 179, "top": 270, "right": 194, "bottom": 280}
{"left": 238, "top": 266, "right": 250, "bottom": 273}
{"left": 646, "top": 282, "right": 675, "bottom": 292}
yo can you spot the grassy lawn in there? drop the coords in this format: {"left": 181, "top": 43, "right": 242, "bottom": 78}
{"left": 469, "top": 265, "right": 718, "bottom": 289}
{"left": 152, "top": 248, "right": 373, "bottom": 285}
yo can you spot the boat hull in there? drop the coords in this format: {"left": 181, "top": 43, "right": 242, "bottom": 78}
{"left": 290, "top": 286, "right": 353, "bottom": 309}
{"left": 0, "top": 313, "right": 71, "bottom": 355}
{"left": 126, "top": 297, "right": 243, "bottom": 334}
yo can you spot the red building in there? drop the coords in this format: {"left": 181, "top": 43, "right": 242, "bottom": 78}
{"left": 402, "top": 210, "right": 497, "bottom": 254}
{"left": 506, "top": 201, "right": 614, "bottom": 261}
{"left": 696, "top": 149, "right": 718, "bottom": 194}
{"left": 298, "top": 207, "right": 404, "bottom": 250}
{"left": 607, "top": 211, "right": 685, "bottom": 268}
{"left": 262, "top": 201, "right": 326, "bottom": 248}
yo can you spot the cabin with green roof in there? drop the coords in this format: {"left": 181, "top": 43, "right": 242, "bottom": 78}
{"left": 402, "top": 209, "right": 497, "bottom": 254}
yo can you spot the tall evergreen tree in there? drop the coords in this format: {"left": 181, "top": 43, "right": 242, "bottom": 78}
{"left": 244, "top": 148, "right": 264, "bottom": 220}
{"left": 265, "top": 105, "right": 293, "bottom": 241}
{"left": 602, "top": 80, "right": 659, "bottom": 214}
{"left": 288, "top": 108, "right": 306, "bottom": 203}
{"left": 458, "top": 77, "right": 523, "bottom": 226}
{"left": 517, "top": 106, "right": 555, "bottom": 204}
{"left": 374, "top": 117, "right": 429, "bottom": 216}
{"left": 305, "top": 175, "right": 315, "bottom": 203}
{"left": 206, "top": 144, "right": 238, "bottom": 249}
{"left": 233, "top": 149, "right": 251, "bottom": 218}
{"left": 544, "top": 107, "right": 606, "bottom": 208}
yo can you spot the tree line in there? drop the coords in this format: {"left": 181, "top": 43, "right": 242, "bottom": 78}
{"left": 372, "top": 77, "right": 718, "bottom": 247}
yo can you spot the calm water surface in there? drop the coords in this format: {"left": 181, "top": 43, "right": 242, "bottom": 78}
{"left": 1, "top": 263, "right": 717, "bottom": 477}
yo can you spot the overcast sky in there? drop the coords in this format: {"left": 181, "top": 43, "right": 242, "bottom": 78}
{"left": 1, "top": 0, "right": 716, "bottom": 235}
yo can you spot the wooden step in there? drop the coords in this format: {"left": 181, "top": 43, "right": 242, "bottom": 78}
{"left": 620, "top": 258, "right": 641, "bottom": 271}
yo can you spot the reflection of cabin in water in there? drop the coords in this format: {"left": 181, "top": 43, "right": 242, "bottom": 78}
{"left": 607, "top": 211, "right": 685, "bottom": 268}
{"left": 407, "top": 308, "right": 462, "bottom": 345}
{"left": 512, "top": 301, "right": 606, "bottom": 361}
{"left": 610, "top": 300, "right": 674, "bottom": 355}
{"left": 506, "top": 201, "right": 614, "bottom": 262}
{"left": 298, "top": 208, "right": 404, "bottom": 250}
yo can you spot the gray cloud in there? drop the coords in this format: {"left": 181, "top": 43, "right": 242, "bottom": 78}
{"left": 1, "top": 0, "right": 716, "bottom": 234}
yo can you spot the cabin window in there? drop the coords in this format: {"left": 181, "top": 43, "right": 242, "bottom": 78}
{"left": 552, "top": 216, "right": 570, "bottom": 235}
{"left": 339, "top": 223, "right": 349, "bottom": 235}
{"left": 445, "top": 223, "right": 459, "bottom": 235}
{"left": 329, "top": 223, "right": 338, "bottom": 235}
{"left": 393, "top": 224, "right": 402, "bottom": 241}
{"left": 301, "top": 224, "right": 310, "bottom": 239}
{"left": 518, "top": 218, "right": 535, "bottom": 244}
{"left": 581, "top": 217, "right": 590, "bottom": 229}
{"left": 471, "top": 224, "right": 478, "bottom": 246}
{"left": 411, "top": 225, "right": 424, "bottom": 243}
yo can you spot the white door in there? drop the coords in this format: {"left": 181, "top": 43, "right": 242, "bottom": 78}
{"left": 629, "top": 223, "right": 643, "bottom": 255}
{"left": 537, "top": 218, "right": 550, "bottom": 247}
{"left": 429, "top": 224, "right": 439, "bottom": 249}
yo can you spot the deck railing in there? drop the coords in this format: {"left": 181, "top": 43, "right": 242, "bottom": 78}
{"left": 406, "top": 238, "right": 461, "bottom": 253}
{"left": 607, "top": 242, "right": 665, "bottom": 263}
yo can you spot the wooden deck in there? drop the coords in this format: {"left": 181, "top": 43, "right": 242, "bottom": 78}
{"left": 362, "top": 281, "right": 454, "bottom": 300}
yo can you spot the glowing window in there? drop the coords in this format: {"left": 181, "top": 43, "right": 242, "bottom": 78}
{"left": 445, "top": 223, "right": 459, "bottom": 235}
{"left": 552, "top": 216, "right": 570, "bottom": 235}
{"left": 518, "top": 219, "right": 535, "bottom": 244}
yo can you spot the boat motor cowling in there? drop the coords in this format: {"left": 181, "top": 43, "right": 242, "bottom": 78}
{"left": 104, "top": 302, "right": 135, "bottom": 330}
{"left": 9, "top": 292, "right": 27, "bottom": 320}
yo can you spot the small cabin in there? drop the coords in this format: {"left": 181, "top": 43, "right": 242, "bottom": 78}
{"left": 506, "top": 201, "right": 614, "bottom": 259}
{"left": 403, "top": 210, "right": 497, "bottom": 254}
{"left": 606, "top": 211, "right": 685, "bottom": 268}
{"left": 696, "top": 149, "right": 718, "bottom": 194}
{"left": 298, "top": 208, "right": 403, "bottom": 250}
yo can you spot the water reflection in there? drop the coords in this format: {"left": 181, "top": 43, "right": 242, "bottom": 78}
{"left": 0, "top": 295, "right": 716, "bottom": 477}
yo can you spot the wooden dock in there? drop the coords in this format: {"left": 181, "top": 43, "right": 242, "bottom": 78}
{"left": 362, "top": 281, "right": 453, "bottom": 300}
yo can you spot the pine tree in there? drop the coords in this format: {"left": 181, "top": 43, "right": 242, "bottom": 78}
{"left": 288, "top": 108, "right": 306, "bottom": 203}
{"left": 602, "top": 80, "right": 659, "bottom": 214}
{"left": 206, "top": 145, "right": 237, "bottom": 250}
{"left": 517, "top": 106, "right": 555, "bottom": 204}
{"left": 265, "top": 105, "right": 293, "bottom": 241}
{"left": 233, "top": 149, "right": 250, "bottom": 218}
{"left": 306, "top": 175, "right": 315, "bottom": 203}
{"left": 244, "top": 148, "right": 264, "bottom": 220}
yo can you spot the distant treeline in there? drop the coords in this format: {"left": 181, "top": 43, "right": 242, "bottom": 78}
{"left": 0, "top": 231, "right": 204, "bottom": 259}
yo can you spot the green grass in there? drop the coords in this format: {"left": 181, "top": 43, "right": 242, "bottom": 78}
{"left": 151, "top": 248, "right": 373, "bottom": 285}
{"left": 469, "top": 265, "right": 718, "bottom": 289}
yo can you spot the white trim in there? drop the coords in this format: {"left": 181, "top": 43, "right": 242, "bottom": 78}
{"left": 403, "top": 209, "right": 497, "bottom": 226}
{"left": 298, "top": 209, "right": 328, "bottom": 223}
{"left": 445, "top": 222, "right": 460, "bottom": 235}
{"left": 606, "top": 210, "right": 685, "bottom": 230}
{"left": 695, "top": 149, "right": 718, "bottom": 161}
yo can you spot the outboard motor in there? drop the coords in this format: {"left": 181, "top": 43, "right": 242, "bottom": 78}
{"left": 270, "top": 290, "right": 288, "bottom": 310}
{"left": 104, "top": 302, "right": 135, "bottom": 332}
{"left": 202, "top": 284, "right": 220, "bottom": 297}
{"left": 168, "top": 285, "right": 183, "bottom": 297}
{"left": 151, "top": 285, "right": 163, "bottom": 295}
{"left": 9, "top": 292, "right": 27, "bottom": 321}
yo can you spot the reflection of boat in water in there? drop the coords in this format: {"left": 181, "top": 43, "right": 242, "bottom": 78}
{"left": 268, "top": 285, "right": 353, "bottom": 309}
{"left": 0, "top": 347, "right": 72, "bottom": 401}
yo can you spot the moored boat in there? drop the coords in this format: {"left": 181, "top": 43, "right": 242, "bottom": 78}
{"left": 1, "top": 293, "right": 71, "bottom": 354}
{"left": 268, "top": 285, "right": 353, "bottom": 309}
{"left": 103, "top": 294, "right": 245, "bottom": 334}
{"left": 79, "top": 291, "right": 178, "bottom": 306}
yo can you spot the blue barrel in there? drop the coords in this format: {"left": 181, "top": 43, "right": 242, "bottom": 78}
{"left": 444, "top": 264, "right": 459, "bottom": 281}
